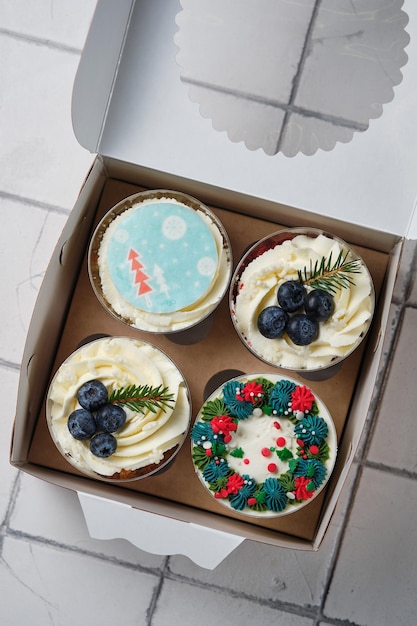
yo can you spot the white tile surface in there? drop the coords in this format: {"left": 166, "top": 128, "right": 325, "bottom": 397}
{"left": 0, "top": 198, "right": 68, "bottom": 365}
{"left": 169, "top": 522, "right": 338, "bottom": 608}
{"left": 323, "top": 467, "right": 417, "bottom": 626}
{"left": 153, "top": 578, "right": 315, "bottom": 626}
{"left": 367, "top": 307, "right": 417, "bottom": 473}
{"left": 0, "top": 367, "right": 19, "bottom": 522}
{"left": 10, "top": 473, "right": 167, "bottom": 570}
{"left": 0, "top": 35, "right": 94, "bottom": 209}
{"left": 0, "top": 0, "right": 97, "bottom": 49}
{"left": 177, "top": 0, "right": 316, "bottom": 101}
{"left": 0, "top": 536, "right": 157, "bottom": 626}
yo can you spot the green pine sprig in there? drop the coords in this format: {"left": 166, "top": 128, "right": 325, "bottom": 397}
{"left": 108, "top": 384, "right": 175, "bottom": 414}
{"left": 297, "top": 249, "right": 362, "bottom": 295}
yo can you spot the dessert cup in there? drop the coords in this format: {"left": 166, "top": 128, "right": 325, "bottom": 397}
{"left": 88, "top": 189, "right": 232, "bottom": 335}
{"left": 229, "top": 228, "right": 375, "bottom": 376}
{"left": 191, "top": 373, "right": 337, "bottom": 518}
{"left": 46, "top": 336, "right": 191, "bottom": 482}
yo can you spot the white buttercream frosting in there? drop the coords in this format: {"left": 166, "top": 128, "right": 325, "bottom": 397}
{"left": 231, "top": 233, "right": 374, "bottom": 370}
{"left": 47, "top": 337, "right": 191, "bottom": 479}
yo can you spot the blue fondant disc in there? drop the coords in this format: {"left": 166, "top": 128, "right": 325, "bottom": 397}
{"left": 107, "top": 201, "right": 219, "bottom": 313}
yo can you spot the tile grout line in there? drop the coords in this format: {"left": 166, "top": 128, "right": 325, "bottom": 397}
{"left": 181, "top": 76, "right": 367, "bottom": 132}
{"left": 5, "top": 524, "right": 164, "bottom": 577}
{"left": 146, "top": 557, "right": 170, "bottom": 625}
{"left": 0, "top": 27, "right": 82, "bottom": 55}
{"left": 0, "top": 190, "right": 71, "bottom": 216}
{"left": 0, "top": 472, "right": 22, "bottom": 559}
{"left": 160, "top": 560, "right": 319, "bottom": 621}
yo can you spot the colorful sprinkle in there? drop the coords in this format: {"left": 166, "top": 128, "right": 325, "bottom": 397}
{"left": 261, "top": 447, "right": 271, "bottom": 457}
{"left": 276, "top": 437, "right": 286, "bottom": 447}
{"left": 267, "top": 463, "right": 278, "bottom": 473}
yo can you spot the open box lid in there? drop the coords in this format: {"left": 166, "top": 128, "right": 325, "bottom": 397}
{"left": 72, "top": 0, "right": 417, "bottom": 239}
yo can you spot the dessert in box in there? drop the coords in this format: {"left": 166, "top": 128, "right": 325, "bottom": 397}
{"left": 230, "top": 228, "right": 375, "bottom": 372}
{"left": 46, "top": 336, "right": 191, "bottom": 481}
{"left": 89, "top": 189, "right": 232, "bottom": 333}
{"left": 191, "top": 373, "right": 337, "bottom": 517}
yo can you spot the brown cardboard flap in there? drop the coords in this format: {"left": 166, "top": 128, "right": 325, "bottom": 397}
{"left": 27, "top": 177, "right": 388, "bottom": 542}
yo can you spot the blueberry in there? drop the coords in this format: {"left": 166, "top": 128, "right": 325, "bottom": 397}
{"left": 277, "top": 280, "right": 306, "bottom": 313}
{"left": 96, "top": 404, "right": 126, "bottom": 433}
{"left": 67, "top": 409, "right": 97, "bottom": 440}
{"left": 90, "top": 432, "right": 117, "bottom": 458}
{"left": 305, "top": 289, "right": 335, "bottom": 322}
{"left": 77, "top": 380, "right": 108, "bottom": 411}
{"left": 286, "top": 313, "right": 318, "bottom": 346}
{"left": 257, "top": 306, "right": 289, "bottom": 339}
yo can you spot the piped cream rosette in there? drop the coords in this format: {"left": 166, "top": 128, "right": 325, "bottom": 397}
{"left": 47, "top": 337, "right": 191, "bottom": 481}
{"left": 230, "top": 229, "right": 375, "bottom": 371}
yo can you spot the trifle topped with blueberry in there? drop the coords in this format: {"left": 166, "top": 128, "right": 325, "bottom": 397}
{"left": 46, "top": 337, "right": 191, "bottom": 481}
{"left": 230, "top": 229, "right": 374, "bottom": 372}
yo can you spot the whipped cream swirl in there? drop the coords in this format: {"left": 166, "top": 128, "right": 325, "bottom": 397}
{"left": 232, "top": 233, "right": 374, "bottom": 370}
{"left": 47, "top": 337, "right": 190, "bottom": 479}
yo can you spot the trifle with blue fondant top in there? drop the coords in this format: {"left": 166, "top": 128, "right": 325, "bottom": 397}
{"left": 90, "top": 190, "right": 232, "bottom": 333}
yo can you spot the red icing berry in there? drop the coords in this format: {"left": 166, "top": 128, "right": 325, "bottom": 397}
{"left": 261, "top": 447, "right": 271, "bottom": 457}
{"left": 267, "top": 463, "right": 278, "bottom": 473}
{"left": 206, "top": 448, "right": 212, "bottom": 457}
{"left": 297, "top": 439, "right": 305, "bottom": 447}
{"left": 273, "top": 421, "right": 280, "bottom": 429}
{"left": 276, "top": 437, "right": 286, "bottom": 447}
{"left": 310, "top": 445, "right": 319, "bottom": 455}
{"left": 243, "top": 458, "right": 250, "bottom": 465}
{"left": 247, "top": 497, "right": 257, "bottom": 506}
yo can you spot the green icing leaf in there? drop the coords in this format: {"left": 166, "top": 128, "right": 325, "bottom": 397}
{"left": 308, "top": 401, "right": 319, "bottom": 417}
{"left": 230, "top": 447, "right": 245, "bottom": 458}
{"left": 192, "top": 447, "right": 211, "bottom": 470}
{"left": 276, "top": 447, "right": 293, "bottom": 462}
{"left": 278, "top": 471, "right": 295, "bottom": 492}
{"left": 306, "top": 480, "right": 315, "bottom": 492}
{"left": 288, "top": 458, "right": 299, "bottom": 473}
{"left": 201, "top": 398, "right": 230, "bottom": 421}
{"left": 307, "top": 440, "right": 330, "bottom": 462}
{"left": 209, "top": 476, "right": 229, "bottom": 492}
{"left": 255, "top": 377, "right": 275, "bottom": 396}
{"left": 211, "top": 441, "right": 227, "bottom": 458}
{"left": 307, "top": 463, "right": 315, "bottom": 478}
{"left": 262, "top": 404, "right": 273, "bottom": 416}
{"left": 254, "top": 489, "right": 266, "bottom": 504}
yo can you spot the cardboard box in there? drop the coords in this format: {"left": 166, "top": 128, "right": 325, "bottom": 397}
{"left": 11, "top": 0, "right": 417, "bottom": 568}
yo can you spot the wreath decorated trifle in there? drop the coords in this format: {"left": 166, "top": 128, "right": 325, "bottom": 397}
{"left": 191, "top": 374, "right": 337, "bottom": 517}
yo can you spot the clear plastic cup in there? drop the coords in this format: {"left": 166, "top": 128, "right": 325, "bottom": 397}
{"left": 191, "top": 372, "right": 337, "bottom": 518}
{"left": 229, "top": 228, "right": 375, "bottom": 378}
{"left": 88, "top": 189, "right": 232, "bottom": 337}
{"left": 46, "top": 336, "right": 191, "bottom": 482}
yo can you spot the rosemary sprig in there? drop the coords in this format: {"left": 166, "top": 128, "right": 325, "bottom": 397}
{"left": 108, "top": 384, "right": 175, "bottom": 414}
{"left": 297, "top": 249, "right": 362, "bottom": 295}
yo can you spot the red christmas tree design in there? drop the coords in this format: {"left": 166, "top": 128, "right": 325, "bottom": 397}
{"left": 128, "top": 249, "right": 152, "bottom": 296}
